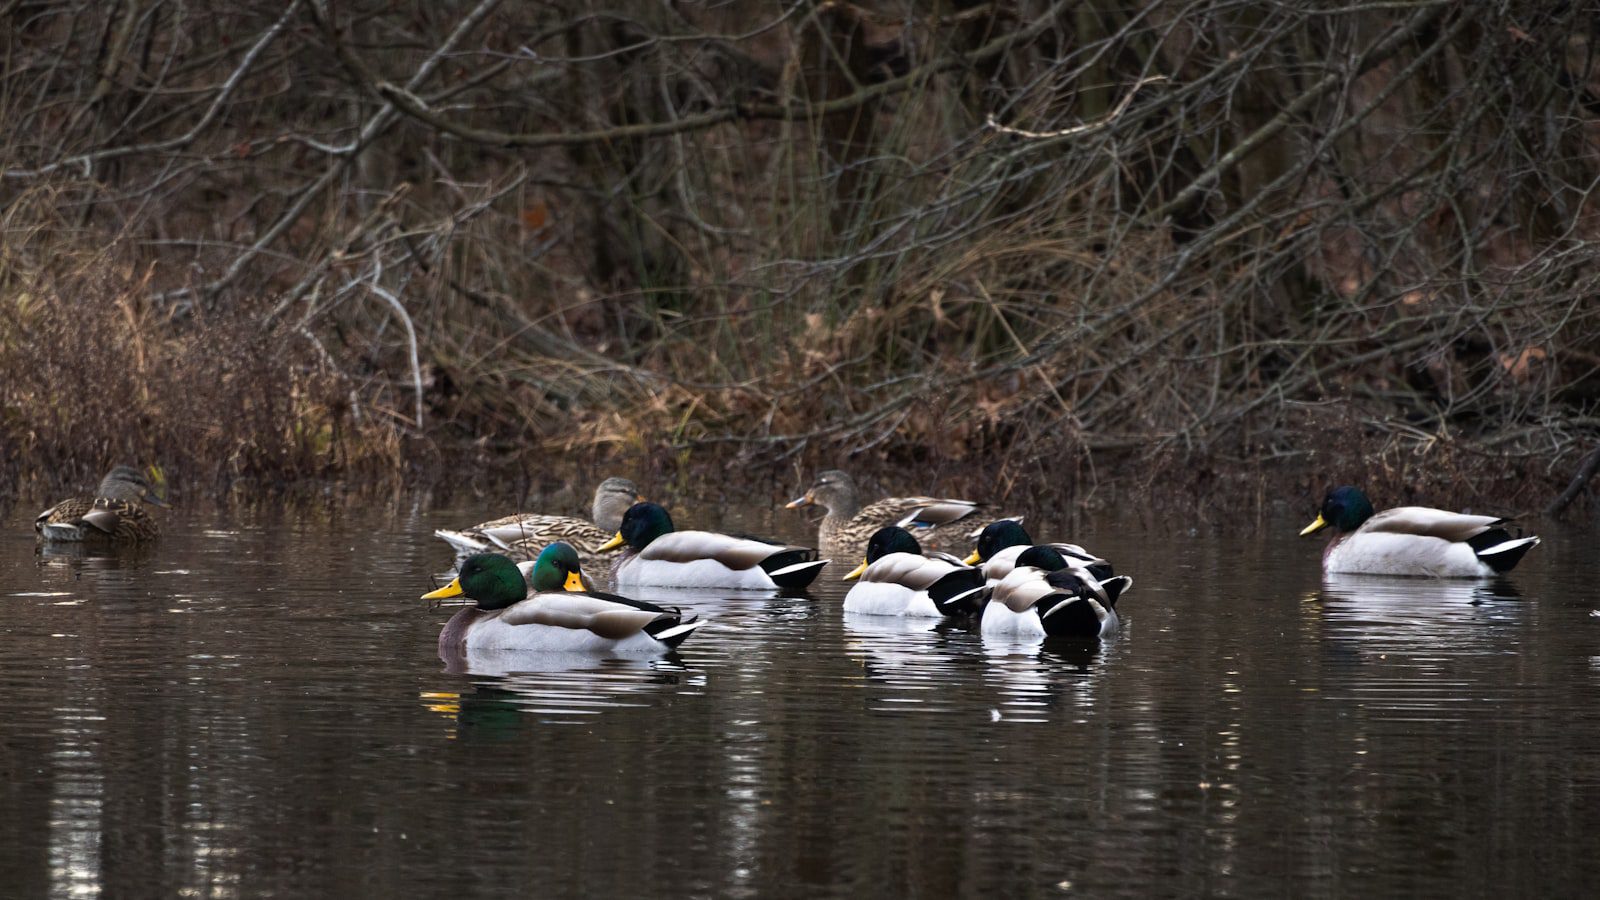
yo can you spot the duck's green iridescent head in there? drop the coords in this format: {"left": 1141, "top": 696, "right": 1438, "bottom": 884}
{"left": 421, "top": 553, "right": 527, "bottom": 610}
{"left": 1015, "top": 544, "right": 1068, "bottom": 572}
{"left": 528, "top": 542, "right": 588, "bottom": 593}
{"left": 1300, "top": 486, "right": 1375, "bottom": 536}
{"left": 599, "top": 502, "right": 676, "bottom": 553}
{"left": 964, "top": 519, "right": 1031, "bottom": 565}
{"left": 843, "top": 526, "right": 921, "bottom": 580}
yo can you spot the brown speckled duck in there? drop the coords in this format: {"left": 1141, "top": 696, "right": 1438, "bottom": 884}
{"left": 434, "top": 477, "right": 642, "bottom": 562}
{"left": 35, "top": 465, "right": 167, "bottom": 544}
{"left": 786, "top": 469, "right": 994, "bottom": 555}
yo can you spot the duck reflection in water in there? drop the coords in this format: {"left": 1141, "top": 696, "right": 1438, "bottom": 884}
{"left": 424, "top": 648, "right": 698, "bottom": 737}
{"left": 982, "top": 639, "right": 1110, "bottom": 722}
{"left": 1311, "top": 574, "right": 1526, "bottom": 658}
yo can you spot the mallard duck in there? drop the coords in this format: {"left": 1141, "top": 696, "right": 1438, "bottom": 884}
{"left": 35, "top": 465, "right": 167, "bottom": 544}
{"left": 981, "top": 545, "right": 1130, "bottom": 638}
{"left": 421, "top": 544, "right": 704, "bottom": 654}
{"left": 434, "top": 477, "right": 642, "bottom": 561}
{"left": 963, "top": 519, "right": 1113, "bottom": 584}
{"left": 840, "top": 526, "right": 988, "bottom": 618}
{"left": 598, "top": 502, "right": 829, "bottom": 590}
{"left": 785, "top": 469, "right": 992, "bottom": 554}
{"left": 1300, "top": 486, "right": 1541, "bottom": 577}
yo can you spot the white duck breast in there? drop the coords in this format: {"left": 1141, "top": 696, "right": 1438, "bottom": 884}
{"left": 979, "top": 542, "right": 1108, "bottom": 584}
{"left": 981, "top": 566, "right": 1119, "bottom": 638}
{"left": 843, "top": 552, "right": 986, "bottom": 617}
{"left": 614, "top": 530, "right": 828, "bottom": 589}
{"left": 1328, "top": 507, "right": 1539, "bottom": 577}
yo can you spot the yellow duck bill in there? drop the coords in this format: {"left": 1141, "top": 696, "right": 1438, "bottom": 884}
{"left": 421, "top": 578, "right": 464, "bottom": 600}
{"left": 1298, "top": 514, "right": 1328, "bottom": 537}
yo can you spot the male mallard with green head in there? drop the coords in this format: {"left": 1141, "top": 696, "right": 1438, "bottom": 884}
{"left": 35, "top": 465, "right": 167, "bottom": 544}
{"left": 1300, "top": 486, "right": 1540, "bottom": 577}
{"left": 434, "top": 476, "right": 642, "bottom": 562}
{"left": 840, "top": 526, "right": 988, "bottom": 618}
{"left": 786, "top": 469, "right": 993, "bottom": 555}
{"left": 421, "top": 543, "right": 704, "bottom": 654}
{"left": 599, "top": 502, "right": 829, "bottom": 590}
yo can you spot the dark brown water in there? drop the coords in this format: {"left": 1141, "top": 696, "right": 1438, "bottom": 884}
{"left": 2, "top": 498, "right": 1598, "bottom": 898}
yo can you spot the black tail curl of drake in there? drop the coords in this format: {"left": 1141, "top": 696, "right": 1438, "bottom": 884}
{"left": 1038, "top": 596, "right": 1105, "bottom": 637}
{"left": 929, "top": 566, "right": 988, "bottom": 617}
{"left": 1035, "top": 570, "right": 1115, "bottom": 637}
{"left": 759, "top": 548, "right": 830, "bottom": 590}
{"left": 643, "top": 612, "right": 703, "bottom": 649}
{"left": 1466, "top": 527, "right": 1541, "bottom": 574}
{"left": 1097, "top": 575, "right": 1134, "bottom": 608}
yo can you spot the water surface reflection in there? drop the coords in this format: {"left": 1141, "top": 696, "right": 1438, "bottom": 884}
{"left": 0, "top": 503, "right": 1597, "bottom": 897}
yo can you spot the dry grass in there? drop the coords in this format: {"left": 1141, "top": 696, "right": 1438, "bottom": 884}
{"left": 0, "top": 259, "right": 404, "bottom": 498}
{"left": 0, "top": 2, "right": 1597, "bottom": 516}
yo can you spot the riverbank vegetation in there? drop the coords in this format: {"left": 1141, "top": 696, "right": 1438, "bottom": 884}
{"left": 2, "top": 2, "right": 1598, "bottom": 516}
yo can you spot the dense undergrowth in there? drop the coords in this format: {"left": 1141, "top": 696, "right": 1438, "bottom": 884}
{"left": 2, "top": 2, "right": 1598, "bottom": 517}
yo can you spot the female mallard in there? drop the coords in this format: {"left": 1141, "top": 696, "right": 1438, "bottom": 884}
{"left": 785, "top": 469, "right": 991, "bottom": 554}
{"left": 421, "top": 544, "right": 704, "bottom": 654}
{"left": 598, "top": 502, "right": 829, "bottom": 590}
{"left": 982, "top": 546, "right": 1130, "bottom": 638}
{"left": 1300, "top": 486, "right": 1540, "bottom": 577}
{"left": 840, "top": 526, "right": 988, "bottom": 618}
{"left": 963, "top": 519, "right": 1114, "bottom": 584}
{"left": 434, "top": 477, "right": 642, "bottom": 561}
{"left": 35, "top": 466, "right": 167, "bottom": 544}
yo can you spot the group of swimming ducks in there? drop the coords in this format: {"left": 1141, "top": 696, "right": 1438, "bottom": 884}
{"left": 33, "top": 467, "right": 1542, "bottom": 658}
{"left": 412, "top": 470, "right": 1542, "bottom": 657}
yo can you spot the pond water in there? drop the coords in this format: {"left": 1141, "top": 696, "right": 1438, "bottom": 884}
{"left": 1, "top": 493, "right": 1597, "bottom": 897}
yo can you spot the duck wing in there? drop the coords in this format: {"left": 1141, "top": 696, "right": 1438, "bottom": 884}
{"left": 79, "top": 502, "right": 129, "bottom": 535}
{"left": 499, "top": 522, "right": 615, "bottom": 560}
{"left": 853, "top": 497, "right": 980, "bottom": 530}
{"left": 992, "top": 566, "right": 1122, "bottom": 611}
{"left": 632, "top": 531, "right": 828, "bottom": 589}
{"left": 859, "top": 552, "right": 986, "bottom": 616}
{"left": 640, "top": 531, "right": 787, "bottom": 569}
{"left": 991, "top": 568, "right": 1060, "bottom": 614}
{"left": 1362, "top": 507, "right": 1503, "bottom": 541}
{"left": 35, "top": 496, "right": 93, "bottom": 531}
{"left": 860, "top": 552, "right": 959, "bottom": 589}
{"left": 501, "top": 593, "right": 680, "bottom": 640}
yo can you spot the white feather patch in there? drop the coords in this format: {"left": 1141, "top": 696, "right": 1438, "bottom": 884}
{"left": 842, "top": 581, "right": 943, "bottom": 617}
